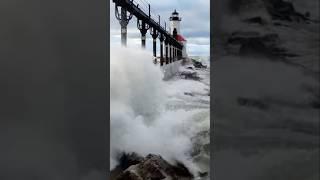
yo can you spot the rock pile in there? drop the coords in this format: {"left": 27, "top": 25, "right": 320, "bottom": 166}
{"left": 112, "top": 154, "right": 194, "bottom": 180}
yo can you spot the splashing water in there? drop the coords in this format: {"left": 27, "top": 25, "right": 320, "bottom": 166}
{"left": 110, "top": 47, "right": 210, "bottom": 177}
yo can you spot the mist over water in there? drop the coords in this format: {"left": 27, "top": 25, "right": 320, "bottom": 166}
{"left": 110, "top": 47, "right": 210, "bottom": 177}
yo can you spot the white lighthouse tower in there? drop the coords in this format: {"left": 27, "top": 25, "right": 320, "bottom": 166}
{"left": 169, "top": 9, "right": 188, "bottom": 58}
{"left": 169, "top": 9, "right": 181, "bottom": 34}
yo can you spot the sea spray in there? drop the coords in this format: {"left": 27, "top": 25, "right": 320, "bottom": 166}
{"left": 110, "top": 47, "right": 165, "bottom": 121}
{"left": 110, "top": 47, "right": 209, "bottom": 176}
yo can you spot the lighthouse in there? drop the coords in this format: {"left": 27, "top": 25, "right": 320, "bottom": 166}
{"left": 169, "top": 9, "right": 188, "bottom": 58}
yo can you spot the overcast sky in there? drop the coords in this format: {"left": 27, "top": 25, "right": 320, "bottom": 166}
{"left": 110, "top": 0, "right": 210, "bottom": 57}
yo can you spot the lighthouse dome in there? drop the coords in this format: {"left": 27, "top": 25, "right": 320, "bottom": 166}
{"left": 170, "top": 9, "right": 181, "bottom": 21}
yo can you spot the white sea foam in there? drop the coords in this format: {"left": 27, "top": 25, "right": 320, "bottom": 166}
{"left": 110, "top": 47, "right": 210, "bottom": 177}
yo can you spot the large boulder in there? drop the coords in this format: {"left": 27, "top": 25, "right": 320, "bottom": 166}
{"left": 112, "top": 154, "right": 194, "bottom": 180}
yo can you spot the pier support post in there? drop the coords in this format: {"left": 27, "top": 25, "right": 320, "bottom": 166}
{"left": 159, "top": 34, "right": 164, "bottom": 66}
{"left": 174, "top": 47, "right": 176, "bottom": 62}
{"left": 172, "top": 47, "right": 175, "bottom": 62}
{"left": 121, "top": 8, "right": 127, "bottom": 46}
{"left": 115, "top": 5, "right": 132, "bottom": 47}
{"left": 153, "top": 38, "right": 157, "bottom": 57}
{"left": 150, "top": 27, "right": 159, "bottom": 58}
{"left": 169, "top": 45, "right": 172, "bottom": 63}
{"left": 177, "top": 48, "right": 179, "bottom": 59}
{"left": 172, "top": 46, "right": 175, "bottom": 63}
{"left": 142, "top": 33, "right": 147, "bottom": 48}
{"left": 176, "top": 48, "right": 178, "bottom": 60}
{"left": 165, "top": 40, "right": 169, "bottom": 64}
{"left": 172, "top": 46, "right": 174, "bottom": 62}
{"left": 137, "top": 20, "right": 149, "bottom": 49}
{"left": 171, "top": 45, "right": 173, "bottom": 63}
{"left": 177, "top": 49, "right": 179, "bottom": 59}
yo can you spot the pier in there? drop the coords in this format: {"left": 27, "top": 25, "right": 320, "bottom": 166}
{"left": 113, "top": 0, "right": 184, "bottom": 66}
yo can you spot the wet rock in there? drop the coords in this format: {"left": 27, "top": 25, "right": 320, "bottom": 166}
{"left": 111, "top": 153, "right": 144, "bottom": 179}
{"left": 192, "top": 59, "right": 207, "bottom": 68}
{"left": 119, "top": 153, "right": 144, "bottom": 169}
{"left": 113, "top": 154, "right": 194, "bottom": 180}
{"left": 116, "top": 171, "right": 142, "bottom": 180}
{"left": 170, "top": 162, "right": 194, "bottom": 178}
{"left": 186, "top": 66, "right": 194, "bottom": 70}
{"left": 180, "top": 70, "right": 200, "bottom": 80}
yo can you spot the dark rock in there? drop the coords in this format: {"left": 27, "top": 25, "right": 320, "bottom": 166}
{"left": 119, "top": 152, "right": 144, "bottom": 170}
{"left": 192, "top": 59, "right": 207, "bottom": 68}
{"left": 113, "top": 154, "right": 194, "bottom": 180}
{"left": 138, "top": 155, "right": 166, "bottom": 180}
{"left": 171, "top": 162, "right": 194, "bottom": 178}
{"left": 111, "top": 153, "right": 144, "bottom": 179}
{"left": 186, "top": 66, "right": 194, "bottom": 70}
{"left": 116, "top": 171, "right": 142, "bottom": 180}
{"left": 180, "top": 70, "right": 200, "bottom": 80}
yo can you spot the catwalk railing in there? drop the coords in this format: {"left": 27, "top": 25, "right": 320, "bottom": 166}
{"left": 113, "top": 0, "right": 183, "bottom": 66}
